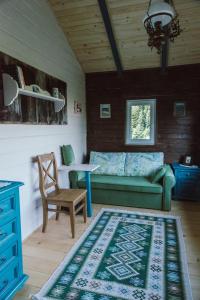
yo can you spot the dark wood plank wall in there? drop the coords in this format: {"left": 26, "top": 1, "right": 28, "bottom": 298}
{"left": 0, "top": 52, "right": 67, "bottom": 124}
{"left": 86, "top": 64, "right": 200, "bottom": 164}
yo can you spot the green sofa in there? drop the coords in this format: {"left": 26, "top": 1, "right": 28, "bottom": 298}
{"left": 69, "top": 152, "right": 176, "bottom": 211}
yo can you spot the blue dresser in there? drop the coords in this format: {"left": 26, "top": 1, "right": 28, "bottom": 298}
{"left": 0, "top": 180, "right": 28, "bottom": 300}
{"left": 172, "top": 163, "right": 200, "bottom": 201}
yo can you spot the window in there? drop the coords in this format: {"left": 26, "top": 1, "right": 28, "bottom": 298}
{"left": 125, "top": 99, "right": 156, "bottom": 145}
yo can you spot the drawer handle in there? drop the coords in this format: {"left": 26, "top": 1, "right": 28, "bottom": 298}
{"left": 0, "top": 208, "right": 3, "bottom": 213}
{"left": 0, "top": 231, "right": 7, "bottom": 239}
{"left": 0, "top": 257, "right": 6, "bottom": 267}
{"left": 0, "top": 279, "right": 8, "bottom": 293}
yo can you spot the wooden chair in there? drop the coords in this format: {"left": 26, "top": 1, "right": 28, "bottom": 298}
{"left": 37, "top": 152, "right": 87, "bottom": 238}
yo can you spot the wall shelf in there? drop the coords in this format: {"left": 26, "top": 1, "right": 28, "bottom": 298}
{"left": 3, "top": 73, "right": 65, "bottom": 112}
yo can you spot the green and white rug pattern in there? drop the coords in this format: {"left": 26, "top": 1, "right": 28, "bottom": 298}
{"left": 33, "top": 209, "right": 192, "bottom": 300}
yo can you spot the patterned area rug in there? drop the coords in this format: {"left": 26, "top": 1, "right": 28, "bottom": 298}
{"left": 33, "top": 209, "right": 192, "bottom": 300}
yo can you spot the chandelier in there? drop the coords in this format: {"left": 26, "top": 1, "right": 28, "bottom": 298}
{"left": 143, "top": 0, "right": 181, "bottom": 54}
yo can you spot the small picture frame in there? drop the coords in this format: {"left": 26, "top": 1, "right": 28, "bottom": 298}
{"left": 184, "top": 155, "right": 192, "bottom": 165}
{"left": 100, "top": 104, "right": 111, "bottom": 118}
{"left": 174, "top": 102, "right": 186, "bottom": 117}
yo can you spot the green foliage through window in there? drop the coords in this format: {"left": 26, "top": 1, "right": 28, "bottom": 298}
{"left": 131, "top": 105, "right": 151, "bottom": 139}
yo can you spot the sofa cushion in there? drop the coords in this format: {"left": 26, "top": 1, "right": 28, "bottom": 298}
{"left": 78, "top": 174, "right": 163, "bottom": 194}
{"left": 89, "top": 151, "right": 126, "bottom": 176}
{"left": 124, "top": 152, "right": 164, "bottom": 177}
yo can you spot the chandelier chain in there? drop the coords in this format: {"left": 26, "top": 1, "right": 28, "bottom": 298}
{"left": 147, "top": 0, "right": 152, "bottom": 14}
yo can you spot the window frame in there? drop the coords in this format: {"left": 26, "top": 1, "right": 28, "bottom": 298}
{"left": 125, "top": 99, "right": 156, "bottom": 145}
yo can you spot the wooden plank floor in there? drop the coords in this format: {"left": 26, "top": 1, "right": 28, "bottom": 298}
{"left": 14, "top": 201, "right": 200, "bottom": 300}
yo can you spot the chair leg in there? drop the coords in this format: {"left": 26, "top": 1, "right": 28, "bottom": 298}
{"left": 69, "top": 204, "right": 75, "bottom": 239}
{"left": 56, "top": 205, "right": 61, "bottom": 220}
{"left": 83, "top": 197, "right": 87, "bottom": 223}
{"left": 42, "top": 203, "right": 48, "bottom": 233}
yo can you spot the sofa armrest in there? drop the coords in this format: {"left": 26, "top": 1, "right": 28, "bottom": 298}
{"left": 69, "top": 170, "right": 85, "bottom": 188}
{"left": 162, "top": 165, "right": 176, "bottom": 211}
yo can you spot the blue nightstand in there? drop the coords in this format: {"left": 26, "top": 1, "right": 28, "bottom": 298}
{"left": 0, "top": 180, "right": 28, "bottom": 300}
{"left": 172, "top": 163, "right": 200, "bottom": 201}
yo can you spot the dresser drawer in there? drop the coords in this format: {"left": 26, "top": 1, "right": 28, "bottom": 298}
{"left": 177, "top": 170, "right": 200, "bottom": 181}
{"left": 177, "top": 182, "right": 193, "bottom": 197}
{"left": 0, "top": 259, "right": 19, "bottom": 300}
{"left": 0, "top": 193, "right": 16, "bottom": 226}
{"left": 0, "top": 220, "right": 17, "bottom": 251}
{"left": 0, "top": 242, "right": 18, "bottom": 273}
{"left": 0, "top": 181, "right": 27, "bottom": 299}
{"left": 175, "top": 180, "right": 200, "bottom": 200}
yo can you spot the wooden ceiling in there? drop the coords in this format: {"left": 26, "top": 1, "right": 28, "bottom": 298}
{"left": 49, "top": 0, "right": 200, "bottom": 73}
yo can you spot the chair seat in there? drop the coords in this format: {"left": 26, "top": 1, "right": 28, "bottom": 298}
{"left": 47, "top": 189, "right": 86, "bottom": 203}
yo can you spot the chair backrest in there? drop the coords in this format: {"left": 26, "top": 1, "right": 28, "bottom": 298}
{"left": 37, "top": 152, "right": 59, "bottom": 199}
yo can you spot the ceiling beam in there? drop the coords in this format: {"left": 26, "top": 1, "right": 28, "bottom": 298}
{"left": 97, "top": 0, "right": 123, "bottom": 74}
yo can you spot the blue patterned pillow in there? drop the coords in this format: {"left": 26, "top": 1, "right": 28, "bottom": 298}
{"left": 89, "top": 151, "right": 126, "bottom": 176}
{"left": 151, "top": 165, "right": 167, "bottom": 183}
{"left": 124, "top": 152, "right": 164, "bottom": 177}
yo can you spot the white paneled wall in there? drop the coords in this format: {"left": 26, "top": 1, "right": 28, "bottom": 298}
{"left": 0, "top": 0, "right": 86, "bottom": 239}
